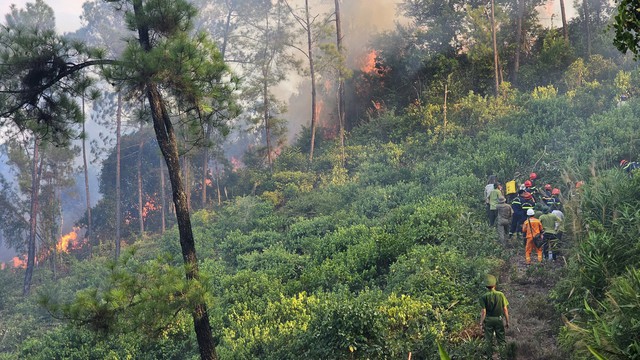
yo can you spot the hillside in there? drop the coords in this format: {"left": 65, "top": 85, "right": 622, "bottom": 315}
{"left": 1, "top": 83, "right": 640, "bottom": 358}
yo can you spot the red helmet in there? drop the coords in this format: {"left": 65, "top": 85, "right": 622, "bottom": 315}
{"left": 620, "top": 159, "right": 629, "bottom": 167}
{"left": 529, "top": 172, "right": 537, "bottom": 180}
{"left": 552, "top": 188, "right": 560, "bottom": 195}
{"left": 544, "top": 184, "right": 552, "bottom": 190}
{"left": 524, "top": 180, "right": 532, "bottom": 187}
{"left": 522, "top": 192, "right": 532, "bottom": 200}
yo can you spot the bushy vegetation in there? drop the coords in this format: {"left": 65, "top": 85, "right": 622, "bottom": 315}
{"left": 2, "top": 76, "right": 639, "bottom": 358}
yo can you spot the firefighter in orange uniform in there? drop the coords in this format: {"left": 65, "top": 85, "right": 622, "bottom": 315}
{"left": 522, "top": 209, "right": 544, "bottom": 264}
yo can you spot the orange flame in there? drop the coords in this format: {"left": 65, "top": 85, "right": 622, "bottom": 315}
{"left": 360, "top": 50, "right": 378, "bottom": 73}
{"left": 11, "top": 256, "right": 26, "bottom": 269}
{"left": 57, "top": 228, "right": 81, "bottom": 253}
{"left": 231, "top": 157, "right": 243, "bottom": 172}
{"left": 141, "top": 197, "right": 158, "bottom": 220}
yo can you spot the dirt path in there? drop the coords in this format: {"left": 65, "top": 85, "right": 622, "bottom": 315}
{"left": 499, "top": 241, "right": 566, "bottom": 360}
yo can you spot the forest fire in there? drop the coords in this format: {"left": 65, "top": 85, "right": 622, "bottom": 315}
{"left": 56, "top": 227, "right": 83, "bottom": 253}
{"left": 360, "top": 50, "right": 378, "bottom": 73}
{"left": 142, "top": 197, "right": 159, "bottom": 220}
{"left": 10, "top": 256, "right": 26, "bottom": 269}
{"left": 230, "top": 157, "right": 243, "bottom": 172}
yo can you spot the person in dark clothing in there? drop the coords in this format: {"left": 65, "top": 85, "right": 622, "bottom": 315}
{"left": 479, "top": 274, "right": 510, "bottom": 357}
{"left": 546, "top": 188, "right": 562, "bottom": 211}
{"left": 538, "top": 207, "right": 560, "bottom": 260}
{"left": 541, "top": 184, "right": 552, "bottom": 203}
{"left": 509, "top": 190, "right": 525, "bottom": 240}
{"left": 496, "top": 197, "right": 513, "bottom": 245}
{"left": 523, "top": 180, "right": 538, "bottom": 200}
{"left": 620, "top": 159, "right": 640, "bottom": 175}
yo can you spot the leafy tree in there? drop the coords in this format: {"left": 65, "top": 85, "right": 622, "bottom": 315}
{"left": 236, "top": 0, "right": 298, "bottom": 171}
{"left": 283, "top": 0, "right": 333, "bottom": 163}
{"left": 612, "top": 0, "right": 640, "bottom": 59}
{"left": 399, "top": 0, "right": 481, "bottom": 56}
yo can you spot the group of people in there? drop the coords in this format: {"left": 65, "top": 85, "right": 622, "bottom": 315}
{"left": 480, "top": 172, "right": 563, "bottom": 357}
{"left": 484, "top": 172, "right": 565, "bottom": 264}
{"left": 479, "top": 160, "right": 639, "bottom": 357}
{"left": 620, "top": 159, "right": 640, "bottom": 175}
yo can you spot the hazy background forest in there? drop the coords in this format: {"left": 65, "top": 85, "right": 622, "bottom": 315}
{"left": 1, "top": 0, "right": 640, "bottom": 359}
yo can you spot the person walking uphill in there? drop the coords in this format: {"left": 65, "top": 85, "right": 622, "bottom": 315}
{"left": 479, "top": 274, "right": 510, "bottom": 357}
{"left": 488, "top": 183, "right": 502, "bottom": 226}
{"left": 485, "top": 175, "right": 497, "bottom": 223}
{"left": 522, "top": 209, "right": 544, "bottom": 264}
{"left": 496, "top": 196, "right": 513, "bottom": 245}
{"left": 539, "top": 207, "right": 561, "bottom": 261}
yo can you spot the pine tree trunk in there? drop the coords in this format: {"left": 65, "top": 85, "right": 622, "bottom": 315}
{"left": 306, "top": 0, "right": 318, "bottom": 164}
{"left": 23, "top": 138, "right": 40, "bottom": 296}
{"left": 215, "top": 164, "right": 222, "bottom": 206}
{"left": 221, "top": 0, "right": 232, "bottom": 59}
{"left": 491, "top": 0, "right": 500, "bottom": 97}
{"left": 263, "top": 71, "right": 273, "bottom": 172}
{"left": 137, "top": 131, "right": 145, "bottom": 234}
{"left": 134, "top": 2, "right": 217, "bottom": 357}
{"left": 201, "top": 124, "right": 212, "bottom": 208}
{"left": 183, "top": 146, "right": 191, "bottom": 212}
{"left": 160, "top": 155, "right": 166, "bottom": 233}
{"left": 335, "top": 0, "right": 346, "bottom": 167}
{"left": 82, "top": 95, "right": 92, "bottom": 246}
{"left": 513, "top": 0, "right": 524, "bottom": 83}
{"left": 583, "top": 0, "right": 591, "bottom": 57}
{"left": 115, "top": 92, "right": 122, "bottom": 259}
{"left": 146, "top": 82, "right": 217, "bottom": 360}
{"left": 560, "top": 0, "right": 569, "bottom": 42}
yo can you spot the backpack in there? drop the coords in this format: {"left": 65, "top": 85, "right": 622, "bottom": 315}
{"left": 505, "top": 180, "right": 517, "bottom": 195}
{"left": 527, "top": 219, "right": 544, "bottom": 248}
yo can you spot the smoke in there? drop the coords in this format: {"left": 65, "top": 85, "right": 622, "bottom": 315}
{"left": 341, "top": 0, "right": 402, "bottom": 67}
{"left": 282, "top": 0, "right": 403, "bottom": 142}
{"left": 0, "top": 237, "right": 17, "bottom": 263}
{"left": 537, "top": 0, "right": 578, "bottom": 28}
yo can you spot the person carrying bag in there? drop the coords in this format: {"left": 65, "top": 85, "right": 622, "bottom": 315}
{"left": 522, "top": 209, "right": 544, "bottom": 264}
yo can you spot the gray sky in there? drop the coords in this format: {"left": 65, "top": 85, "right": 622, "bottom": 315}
{"left": 1, "top": 0, "right": 83, "bottom": 33}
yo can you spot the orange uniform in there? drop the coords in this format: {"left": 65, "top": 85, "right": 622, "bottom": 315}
{"left": 522, "top": 217, "right": 544, "bottom": 264}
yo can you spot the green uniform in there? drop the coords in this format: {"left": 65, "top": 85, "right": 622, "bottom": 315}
{"left": 479, "top": 289, "right": 509, "bottom": 354}
{"left": 489, "top": 189, "right": 502, "bottom": 210}
{"left": 539, "top": 213, "right": 559, "bottom": 235}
